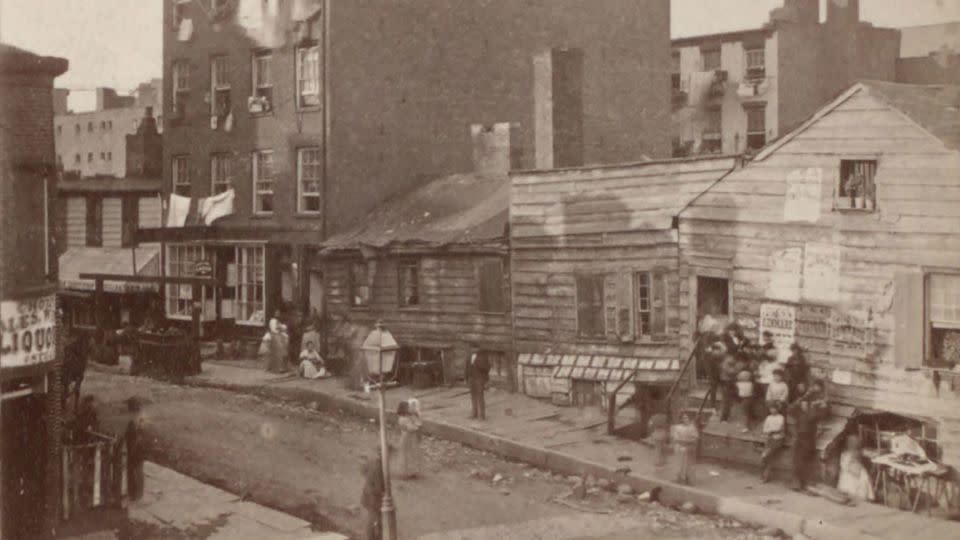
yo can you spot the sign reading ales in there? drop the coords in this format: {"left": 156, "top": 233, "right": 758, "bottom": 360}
{"left": 1, "top": 294, "right": 57, "bottom": 368}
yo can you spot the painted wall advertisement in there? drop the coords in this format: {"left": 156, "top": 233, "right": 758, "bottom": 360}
{"left": 0, "top": 294, "right": 57, "bottom": 369}
{"left": 760, "top": 302, "right": 796, "bottom": 362}
{"left": 803, "top": 242, "right": 841, "bottom": 303}
{"left": 767, "top": 247, "right": 803, "bottom": 302}
{"left": 784, "top": 167, "right": 822, "bottom": 223}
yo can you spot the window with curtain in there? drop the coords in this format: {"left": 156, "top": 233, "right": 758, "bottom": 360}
{"left": 929, "top": 274, "right": 960, "bottom": 366}
{"left": 253, "top": 150, "right": 274, "bottom": 213}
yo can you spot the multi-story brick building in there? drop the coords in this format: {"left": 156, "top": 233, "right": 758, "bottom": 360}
{"left": 0, "top": 43, "right": 68, "bottom": 540}
{"left": 156, "top": 0, "right": 670, "bottom": 337}
{"left": 54, "top": 82, "right": 163, "bottom": 178}
{"left": 670, "top": 0, "right": 900, "bottom": 157}
{"left": 895, "top": 21, "right": 960, "bottom": 85}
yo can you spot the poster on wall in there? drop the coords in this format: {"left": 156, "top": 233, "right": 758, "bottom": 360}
{"left": 0, "top": 294, "right": 58, "bottom": 369}
{"left": 830, "top": 309, "right": 874, "bottom": 359}
{"left": 759, "top": 302, "right": 797, "bottom": 362}
{"left": 803, "top": 242, "right": 841, "bottom": 303}
{"left": 767, "top": 247, "right": 803, "bottom": 302}
{"left": 784, "top": 167, "right": 823, "bottom": 223}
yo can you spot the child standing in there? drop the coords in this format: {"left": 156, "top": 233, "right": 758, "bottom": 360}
{"left": 735, "top": 368, "right": 754, "bottom": 433}
{"left": 718, "top": 353, "right": 740, "bottom": 422}
{"left": 671, "top": 412, "right": 699, "bottom": 485}
{"left": 645, "top": 413, "right": 670, "bottom": 467}
{"left": 766, "top": 368, "right": 789, "bottom": 407}
{"left": 760, "top": 402, "right": 786, "bottom": 482}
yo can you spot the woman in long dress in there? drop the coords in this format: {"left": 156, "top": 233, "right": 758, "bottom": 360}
{"left": 396, "top": 401, "right": 422, "bottom": 479}
{"left": 837, "top": 435, "right": 875, "bottom": 501}
{"left": 266, "top": 310, "right": 289, "bottom": 373}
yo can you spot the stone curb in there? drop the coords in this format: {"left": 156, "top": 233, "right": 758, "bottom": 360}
{"left": 176, "top": 375, "right": 880, "bottom": 540}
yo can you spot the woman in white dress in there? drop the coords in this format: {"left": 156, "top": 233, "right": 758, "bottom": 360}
{"left": 837, "top": 434, "right": 875, "bottom": 501}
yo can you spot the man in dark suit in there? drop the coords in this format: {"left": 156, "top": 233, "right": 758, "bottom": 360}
{"left": 468, "top": 351, "right": 491, "bottom": 420}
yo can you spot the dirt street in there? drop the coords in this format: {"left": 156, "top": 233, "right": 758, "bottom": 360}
{"left": 84, "top": 371, "right": 776, "bottom": 539}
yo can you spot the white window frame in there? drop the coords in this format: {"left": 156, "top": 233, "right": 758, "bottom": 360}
{"left": 165, "top": 244, "right": 209, "bottom": 320}
{"left": 296, "top": 44, "right": 321, "bottom": 109}
{"left": 172, "top": 60, "right": 190, "bottom": 118}
{"left": 297, "top": 147, "right": 322, "bottom": 214}
{"left": 172, "top": 155, "right": 191, "bottom": 196}
{"left": 745, "top": 105, "right": 766, "bottom": 150}
{"left": 210, "top": 153, "right": 232, "bottom": 195}
{"left": 251, "top": 50, "right": 273, "bottom": 113}
{"left": 252, "top": 150, "right": 274, "bottom": 214}
{"left": 235, "top": 245, "right": 266, "bottom": 326}
{"left": 702, "top": 48, "right": 721, "bottom": 71}
{"left": 210, "top": 55, "right": 231, "bottom": 118}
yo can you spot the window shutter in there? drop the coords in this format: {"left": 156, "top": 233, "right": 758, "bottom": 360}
{"left": 479, "top": 259, "right": 506, "bottom": 312}
{"left": 651, "top": 272, "right": 667, "bottom": 335}
{"left": 893, "top": 272, "right": 925, "bottom": 368}
{"left": 604, "top": 274, "right": 619, "bottom": 341}
{"left": 577, "top": 275, "right": 604, "bottom": 338}
{"left": 616, "top": 273, "right": 634, "bottom": 342}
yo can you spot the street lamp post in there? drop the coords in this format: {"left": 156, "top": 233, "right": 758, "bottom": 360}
{"left": 362, "top": 321, "right": 399, "bottom": 540}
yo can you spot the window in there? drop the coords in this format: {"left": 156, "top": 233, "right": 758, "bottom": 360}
{"left": 107, "top": 151, "right": 112, "bottom": 161}
{"left": 172, "top": 155, "right": 191, "bottom": 196}
{"left": 251, "top": 50, "right": 273, "bottom": 113}
{"left": 107, "top": 120, "right": 112, "bottom": 130}
{"left": 57, "top": 125, "right": 62, "bottom": 136}
{"left": 85, "top": 196, "right": 102, "bottom": 247}
{"left": 252, "top": 150, "right": 274, "bottom": 213}
{"left": 100, "top": 121, "right": 106, "bottom": 130}
{"left": 70, "top": 301, "right": 96, "bottom": 329}
{"left": 746, "top": 106, "right": 766, "bottom": 150}
{"left": 702, "top": 108, "right": 722, "bottom": 153}
{"left": 635, "top": 271, "right": 667, "bottom": 337}
{"left": 837, "top": 159, "right": 877, "bottom": 210}
{"left": 296, "top": 44, "right": 321, "bottom": 108}
{"left": 745, "top": 47, "right": 765, "bottom": 79}
{"left": 671, "top": 50, "right": 681, "bottom": 91}
{"left": 172, "top": 60, "right": 190, "bottom": 119}
{"left": 575, "top": 274, "right": 605, "bottom": 338}
{"left": 236, "top": 245, "right": 265, "bottom": 325}
{"left": 348, "top": 260, "right": 370, "bottom": 307}
{"left": 397, "top": 260, "right": 419, "bottom": 307}
{"left": 478, "top": 258, "right": 507, "bottom": 312}
{"left": 165, "top": 244, "right": 208, "bottom": 319}
{"left": 87, "top": 122, "right": 93, "bottom": 132}
{"left": 297, "top": 147, "right": 322, "bottom": 213}
{"left": 75, "top": 124, "right": 81, "bottom": 135}
{"left": 87, "top": 153, "right": 94, "bottom": 163}
{"left": 928, "top": 274, "right": 960, "bottom": 367}
{"left": 74, "top": 153, "right": 81, "bottom": 164}
{"left": 100, "top": 152, "right": 105, "bottom": 161}
{"left": 210, "top": 153, "right": 232, "bottom": 194}
{"left": 702, "top": 48, "right": 721, "bottom": 70}
{"left": 121, "top": 196, "right": 139, "bottom": 248}
{"left": 210, "top": 55, "right": 231, "bottom": 120}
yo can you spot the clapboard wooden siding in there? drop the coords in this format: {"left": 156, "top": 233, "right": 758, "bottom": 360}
{"left": 102, "top": 197, "right": 122, "bottom": 247}
{"left": 66, "top": 197, "right": 86, "bottom": 247}
{"left": 678, "top": 82, "right": 960, "bottom": 466}
{"left": 138, "top": 195, "right": 161, "bottom": 229}
{"left": 319, "top": 254, "right": 512, "bottom": 384}
{"left": 510, "top": 156, "right": 738, "bottom": 402}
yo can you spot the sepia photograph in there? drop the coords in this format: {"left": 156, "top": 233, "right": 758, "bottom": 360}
{"left": 1, "top": 1, "right": 959, "bottom": 538}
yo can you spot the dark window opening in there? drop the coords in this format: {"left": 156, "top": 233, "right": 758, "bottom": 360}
{"left": 838, "top": 159, "right": 877, "bottom": 210}
{"left": 478, "top": 258, "right": 507, "bottom": 313}
{"left": 398, "top": 260, "right": 419, "bottom": 307}
{"left": 85, "top": 196, "right": 102, "bottom": 247}
{"left": 576, "top": 274, "right": 605, "bottom": 338}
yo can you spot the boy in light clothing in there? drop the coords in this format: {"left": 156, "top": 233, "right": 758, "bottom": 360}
{"left": 760, "top": 401, "right": 786, "bottom": 482}
{"left": 766, "top": 368, "right": 789, "bottom": 406}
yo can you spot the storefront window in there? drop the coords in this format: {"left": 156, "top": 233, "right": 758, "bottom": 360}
{"left": 236, "top": 245, "right": 265, "bottom": 325}
{"left": 165, "top": 244, "right": 208, "bottom": 319}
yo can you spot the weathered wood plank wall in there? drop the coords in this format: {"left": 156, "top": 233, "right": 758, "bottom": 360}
{"left": 678, "top": 86, "right": 960, "bottom": 465}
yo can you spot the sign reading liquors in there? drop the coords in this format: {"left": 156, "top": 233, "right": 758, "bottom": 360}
{"left": 1, "top": 294, "right": 57, "bottom": 369}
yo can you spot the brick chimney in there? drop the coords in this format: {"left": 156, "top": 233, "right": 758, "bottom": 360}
{"left": 826, "top": 0, "right": 860, "bottom": 27}
{"left": 534, "top": 48, "right": 584, "bottom": 169}
{"left": 471, "top": 123, "right": 519, "bottom": 177}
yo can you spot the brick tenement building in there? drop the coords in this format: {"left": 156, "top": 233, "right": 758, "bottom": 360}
{"left": 670, "top": 0, "right": 900, "bottom": 156}
{"left": 157, "top": 0, "right": 670, "bottom": 336}
{"left": 0, "top": 43, "right": 68, "bottom": 540}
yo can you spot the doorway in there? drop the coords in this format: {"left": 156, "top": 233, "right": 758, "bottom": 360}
{"left": 696, "top": 276, "right": 730, "bottom": 380}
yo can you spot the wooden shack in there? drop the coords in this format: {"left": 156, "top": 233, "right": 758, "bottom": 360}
{"left": 316, "top": 172, "right": 513, "bottom": 389}
{"left": 509, "top": 155, "right": 738, "bottom": 423}
{"left": 678, "top": 81, "right": 960, "bottom": 468}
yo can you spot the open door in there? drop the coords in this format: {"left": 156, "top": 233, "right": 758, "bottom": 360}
{"left": 696, "top": 276, "right": 730, "bottom": 380}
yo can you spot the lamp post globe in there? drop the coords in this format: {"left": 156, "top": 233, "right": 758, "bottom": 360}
{"left": 361, "top": 321, "right": 399, "bottom": 540}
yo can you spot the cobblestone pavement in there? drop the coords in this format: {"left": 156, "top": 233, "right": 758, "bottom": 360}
{"left": 85, "top": 371, "right": 783, "bottom": 539}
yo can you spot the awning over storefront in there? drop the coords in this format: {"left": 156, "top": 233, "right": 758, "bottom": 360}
{"left": 59, "top": 246, "right": 160, "bottom": 293}
{"left": 518, "top": 353, "right": 681, "bottom": 382}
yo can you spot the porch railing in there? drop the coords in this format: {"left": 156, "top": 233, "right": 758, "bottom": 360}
{"left": 61, "top": 431, "right": 128, "bottom": 521}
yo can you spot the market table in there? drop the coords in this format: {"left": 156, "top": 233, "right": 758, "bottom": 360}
{"left": 869, "top": 451, "right": 951, "bottom": 514}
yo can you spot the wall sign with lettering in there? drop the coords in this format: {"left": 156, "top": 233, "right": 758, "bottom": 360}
{"left": 1, "top": 294, "right": 58, "bottom": 369}
{"left": 759, "top": 302, "right": 796, "bottom": 362}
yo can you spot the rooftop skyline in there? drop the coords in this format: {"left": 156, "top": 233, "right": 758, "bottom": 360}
{"left": 1, "top": 0, "right": 957, "bottom": 112}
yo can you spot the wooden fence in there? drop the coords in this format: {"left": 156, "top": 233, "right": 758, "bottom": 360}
{"left": 61, "top": 431, "right": 129, "bottom": 520}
